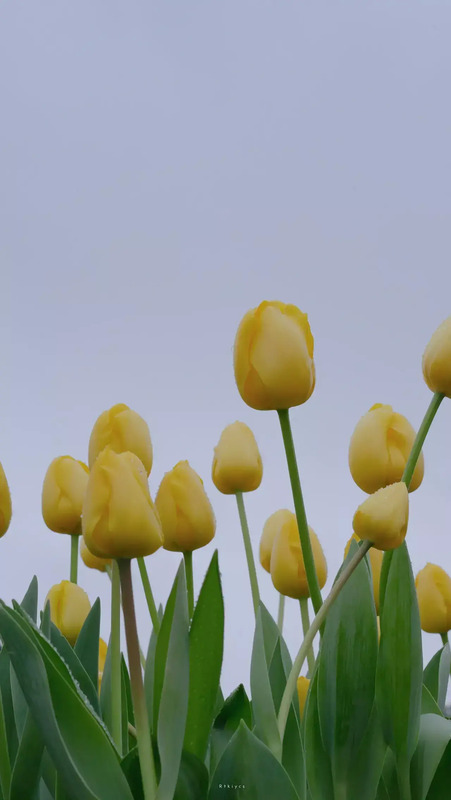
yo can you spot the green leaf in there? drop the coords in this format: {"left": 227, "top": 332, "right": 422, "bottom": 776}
{"left": 157, "top": 563, "right": 190, "bottom": 800}
{"left": 47, "top": 617, "right": 100, "bottom": 715}
{"left": 173, "top": 750, "right": 209, "bottom": 800}
{"left": 424, "top": 740, "right": 451, "bottom": 800}
{"left": 153, "top": 570, "right": 179, "bottom": 732}
{"left": 210, "top": 685, "right": 252, "bottom": 775}
{"left": 9, "top": 712, "right": 44, "bottom": 800}
{"left": 303, "top": 667, "right": 334, "bottom": 800}
{"left": 208, "top": 721, "right": 299, "bottom": 800}
{"left": 184, "top": 550, "right": 224, "bottom": 762}
{"left": 74, "top": 598, "right": 101, "bottom": 691}
{"left": 0, "top": 601, "right": 134, "bottom": 800}
{"left": 411, "top": 714, "right": 451, "bottom": 800}
{"left": 20, "top": 576, "right": 39, "bottom": 623}
{"left": 250, "top": 607, "right": 281, "bottom": 758}
{"left": 0, "top": 650, "right": 18, "bottom": 765}
{"left": 423, "top": 644, "right": 450, "bottom": 714}
{"left": 99, "top": 636, "right": 113, "bottom": 735}
{"left": 376, "top": 542, "right": 423, "bottom": 762}
{"left": 421, "top": 685, "right": 444, "bottom": 717}
{"left": 121, "top": 655, "right": 135, "bottom": 751}
{"left": 144, "top": 607, "right": 161, "bottom": 727}
{"left": 346, "top": 705, "right": 387, "bottom": 800}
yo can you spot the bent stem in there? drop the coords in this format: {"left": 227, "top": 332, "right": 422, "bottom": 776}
{"left": 277, "top": 594, "right": 285, "bottom": 633}
{"left": 278, "top": 540, "right": 371, "bottom": 740}
{"left": 70, "top": 532, "right": 79, "bottom": 584}
{"left": 300, "top": 599, "right": 315, "bottom": 676}
{"left": 235, "top": 491, "right": 260, "bottom": 617}
{"left": 184, "top": 551, "right": 194, "bottom": 620}
{"left": 137, "top": 557, "right": 160, "bottom": 635}
{"left": 277, "top": 409, "right": 323, "bottom": 616}
{"left": 402, "top": 392, "right": 444, "bottom": 489}
{"left": 118, "top": 558, "right": 157, "bottom": 800}
{"left": 110, "top": 561, "right": 122, "bottom": 753}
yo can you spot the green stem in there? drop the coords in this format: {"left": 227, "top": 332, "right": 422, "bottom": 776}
{"left": 235, "top": 491, "right": 260, "bottom": 617}
{"left": 300, "top": 599, "right": 315, "bottom": 676}
{"left": 441, "top": 632, "right": 449, "bottom": 647}
{"left": 137, "top": 557, "right": 160, "bottom": 634}
{"left": 107, "top": 565, "right": 146, "bottom": 669}
{"left": 118, "top": 559, "right": 157, "bottom": 800}
{"left": 277, "top": 594, "right": 285, "bottom": 633}
{"left": 184, "top": 551, "right": 194, "bottom": 620}
{"left": 70, "top": 533, "right": 79, "bottom": 584}
{"left": 277, "top": 409, "right": 322, "bottom": 616}
{"left": 0, "top": 694, "right": 11, "bottom": 799}
{"left": 402, "top": 392, "right": 444, "bottom": 488}
{"left": 278, "top": 541, "right": 371, "bottom": 740}
{"left": 111, "top": 561, "right": 122, "bottom": 753}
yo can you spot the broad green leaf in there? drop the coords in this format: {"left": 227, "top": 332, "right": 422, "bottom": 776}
{"left": 425, "top": 740, "right": 451, "bottom": 800}
{"left": 121, "top": 747, "right": 144, "bottom": 800}
{"left": 9, "top": 712, "right": 44, "bottom": 800}
{"left": 20, "top": 576, "right": 39, "bottom": 623}
{"left": 99, "top": 636, "right": 113, "bottom": 735}
{"left": 173, "top": 750, "right": 209, "bottom": 800}
{"left": 423, "top": 644, "right": 450, "bottom": 713}
{"left": 157, "top": 563, "right": 190, "bottom": 800}
{"left": 0, "top": 650, "right": 18, "bottom": 765}
{"left": 376, "top": 542, "right": 423, "bottom": 761}
{"left": 259, "top": 603, "right": 282, "bottom": 664}
{"left": 346, "top": 705, "right": 387, "bottom": 800}
{"left": 0, "top": 693, "right": 11, "bottom": 800}
{"left": 153, "top": 569, "right": 179, "bottom": 732}
{"left": 250, "top": 607, "right": 281, "bottom": 758}
{"left": 47, "top": 617, "right": 100, "bottom": 714}
{"left": 303, "top": 668, "right": 333, "bottom": 800}
{"left": 0, "top": 601, "right": 134, "bottom": 800}
{"left": 267, "top": 638, "right": 304, "bottom": 796}
{"left": 144, "top": 605, "right": 162, "bottom": 726}
{"left": 421, "top": 685, "right": 444, "bottom": 717}
{"left": 210, "top": 685, "right": 252, "bottom": 775}
{"left": 184, "top": 550, "right": 224, "bottom": 762}
{"left": 411, "top": 714, "right": 451, "bottom": 800}
{"left": 208, "top": 721, "right": 299, "bottom": 800}
{"left": 121, "top": 655, "right": 135, "bottom": 751}
{"left": 74, "top": 598, "right": 101, "bottom": 691}
{"left": 10, "top": 666, "right": 28, "bottom": 740}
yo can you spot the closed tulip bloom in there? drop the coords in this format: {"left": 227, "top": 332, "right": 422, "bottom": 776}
{"left": 88, "top": 403, "right": 153, "bottom": 476}
{"left": 45, "top": 580, "right": 91, "bottom": 646}
{"left": 0, "top": 462, "right": 12, "bottom": 538}
{"left": 259, "top": 509, "right": 293, "bottom": 573}
{"left": 80, "top": 538, "right": 112, "bottom": 572}
{"left": 297, "top": 676, "right": 310, "bottom": 719}
{"left": 212, "top": 422, "right": 263, "bottom": 494}
{"left": 234, "top": 301, "right": 315, "bottom": 411}
{"left": 269, "top": 512, "right": 327, "bottom": 599}
{"left": 82, "top": 447, "right": 163, "bottom": 559}
{"left": 353, "top": 482, "right": 409, "bottom": 551}
{"left": 344, "top": 533, "right": 383, "bottom": 613}
{"left": 422, "top": 317, "right": 451, "bottom": 398}
{"left": 348, "top": 404, "right": 424, "bottom": 494}
{"left": 416, "top": 563, "right": 451, "bottom": 634}
{"left": 42, "top": 456, "right": 89, "bottom": 534}
{"left": 155, "top": 461, "right": 216, "bottom": 552}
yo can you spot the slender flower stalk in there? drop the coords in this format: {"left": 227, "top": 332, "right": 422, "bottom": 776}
{"left": 300, "top": 599, "right": 315, "bottom": 675}
{"left": 402, "top": 392, "right": 443, "bottom": 489}
{"left": 277, "top": 594, "right": 285, "bottom": 633}
{"left": 118, "top": 559, "right": 157, "bottom": 800}
{"left": 184, "top": 551, "right": 194, "bottom": 620}
{"left": 277, "top": 409, "right": 323, "bottom": 616}
{"left": 137, "top": 557, "right": 160, "bottom": 634}
{"left": 441, "top": 632, "right": 449, "bottom": 647}
{"left": 110, "top": 561, "right": 122, "bottom": 753}
{"left": 106, "top": 565, "right": 146, "bottom": 669}
{"left": 70, "top": 531, "right": 79, "bottom": 584}
{"left": 235, "top": 491, "right": 260, "bottom": 617}
{"left": 278, "top": 541, "right": 371, "bottom": 741}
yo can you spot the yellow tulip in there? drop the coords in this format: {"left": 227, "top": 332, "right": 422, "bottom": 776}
{"left": 269, "top": 512, "right": 327, "bottom": 599}
{"left": 155, "top": 461, "right": 216, "bottom": 552}
{"left": 344, "top": 533, "right": 383, "bottom": 614}
{"left": 80, "top": 538, "right": 112, "bottom": 572}
{"left": 422, "top": 316, "right": 451, "bottom": 398}
{"left": 233, "top": 301, "right": 315, "bottom": 410}
{"left": 416, "top": 563, "right": 451, "bottom": 634}
{"left": 352, "top": 482, "right": 409, "bottom": 551}
{"left": 88, "top": 403, "right": 153, "bottom": 475}
{"left": 82, "top": 447, "right": 163, "bottom": 559}
{"left": 348, "top": 404, "right": 424, "bottom": 494}
{"left": 45, "top": 580, "right": 91, "bottom": 646}
{"left": 297, "top": 676, "right": 310, "bottom": 718}
{"left": 98, "top": 637, "right": 108, "bottom": 689}
{"left": 212, "top": 421, "right": 263, "bottom": 494}
{"left": 259, "top": 509, "right": 293, "bottom": 573}
{"left": 42, "top": 456, "right": 89, "bottom": 534}
{"left": 0, "top": 462, "right": 12, "bottom": 538}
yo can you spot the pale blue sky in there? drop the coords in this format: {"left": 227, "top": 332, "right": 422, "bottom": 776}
{"left": 2, "top": 1, "right": 451, "bottom": 693}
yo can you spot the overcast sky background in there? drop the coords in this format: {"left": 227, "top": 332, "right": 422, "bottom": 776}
{"left": 2, "top": 1, "right": 451, "bottom": 695}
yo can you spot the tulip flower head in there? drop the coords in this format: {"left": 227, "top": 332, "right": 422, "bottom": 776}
{"left": 269, "top": 511, "right": 327, "bottom": 599}
{"left": 42, "top": 456, "right": 89, "bottom": 534}
{"left": 344, "top": 533, "right": 383, "bottom": 614}
{"left": 155, "top": 461, "right": 216, "bottom": 552}
{"left": 297, "top": 676, "right": 310, "bottom": 719}
{"left": 352, "top": 482, "right": 409, "bottom": 551}
{"left": 259, "top": 509, "right": 293, "bottom": 573}
{"left": 234, "top": 301, "right": 315, "bottom": 410}
{"left": 416, "top": 563, "right": 451, "bottom": 634}
{"left": 0, "top": 462, "right": 12, "bottom": 538}
{"left": 82, "top": 447, "right": 163, "bottom": 559}
{"left": 349, "top": 404, "right": 424, "bottom": 494}
{"left": 212, "top": 421, "right": 263, "bottom": 494}
{"left": 422, "top": 316, "right": 451, "bottom": 398}
{"left": 88, "top": 403, "right": 153, "bottom": 476}
{"left": 45, "top": 580, "right": 91, "bottom": 646}
{"left": 80, "top": 537, "right": 112, "bottom": 572}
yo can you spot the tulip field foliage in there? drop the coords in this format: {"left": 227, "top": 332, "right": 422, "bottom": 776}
{"left": 0, "top": 544, "right": 451, "bottom": 800}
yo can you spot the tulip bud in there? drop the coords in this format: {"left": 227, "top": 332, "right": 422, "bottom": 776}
{"left": 344, "top": 533, "right": 383, "bottom": 614}
{"left": 422, "top": 316, "right": 451, "bottom": 398}
{"left": 234, "top": 301, "right": 315, "bottom": 410}
{"left": 259, "top": 509, "right": 293, "bottom": 573}
{"left": 80, "top": 538, "right": 112, "bottom": 572}
{"left": 269, "top": 512, "right": 327, "bottom": 599}
{"left": 297, "top": 676, "right": 310, "bottom": 718}
{"left": 155, "top": 461, "right": 216, "bottom": 552}
{"left": 45, "top": 580, "right": 91, "bottom": 646}
{"left": 415, "top": 563, "right": 451, "bottom": 634}
{"left": 352, "top": 482, "right": 409, "bottom": 551}
{"left": 98, "top": 637, "right": 108, "bottom": 689}
{"left": 348, "top": 404, "right": 424, "bottom": 494}
{"left": 82, "top": 447, "right": 163, "bottom": 559}
{"left": 42, "top": 456, "right": 89, "bottom": 534}
{"left": 88, "top": 403, "right": 153, "bottom": 476}
{"left": 212, "top": 422, "right": 263, "bottom": 494}
{"left": 0, "top": 462, "right": 12, "bottom": 538}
